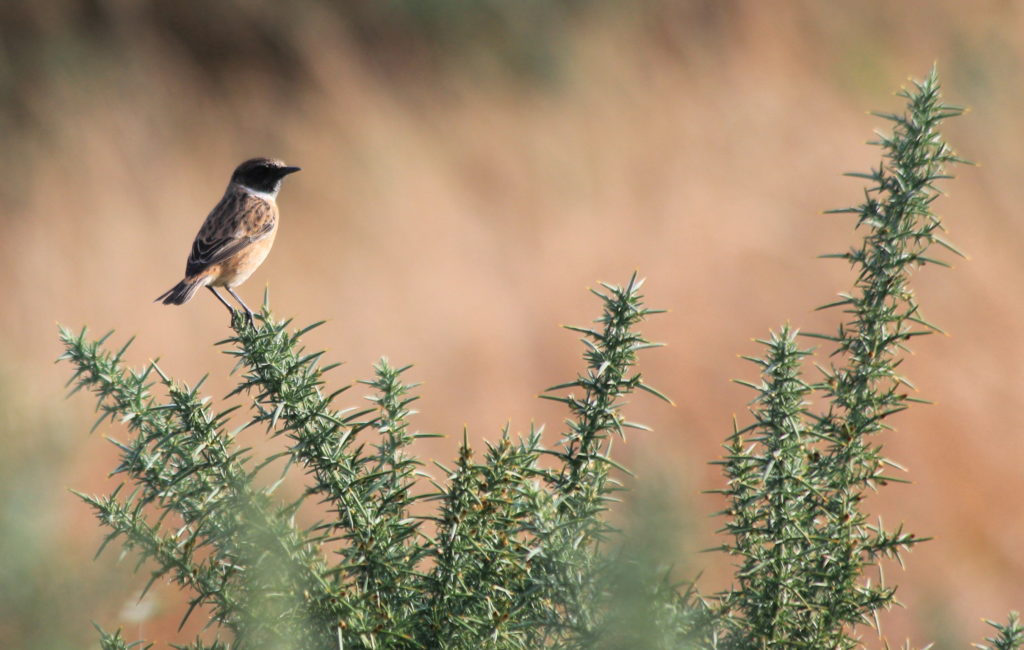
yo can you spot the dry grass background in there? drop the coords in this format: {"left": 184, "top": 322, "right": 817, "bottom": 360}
{"left": 3, "top": 1, "right": 1024, "bottom": 646}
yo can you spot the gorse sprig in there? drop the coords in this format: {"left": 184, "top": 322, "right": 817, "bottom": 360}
{"left": 222, "top": 315, "right": 432, "bottom": 643}
{"left": 710, "top": 326, "right": 824, "bottom": 648}
{"left": 711, "top": 66, "right": 966, "bottom": 648}
{"left": 533, "top": 274, "right": 671, "bottom": 640}
{"left": 805, "top": 66, "right": 964, "bottom": 639}
{"left": 96, "top": 625, "right": 153, "bottom": 650}
{"left": 975, "top": 613, "right": 1024, "bottom": 650}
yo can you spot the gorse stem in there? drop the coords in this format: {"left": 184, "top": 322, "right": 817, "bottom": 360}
{"left": 711, "top": 326, "right": 821, "bottom": 648}
{"left": 534, "top": 274, "right": 671, "bottom": 640}
{"left": 712, "top": 66, "right": 965, "bottom": 648}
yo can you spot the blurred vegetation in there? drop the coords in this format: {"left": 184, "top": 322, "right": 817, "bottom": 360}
{"left": 5, "top": 0, "right": 1024, "bottom": 647}
{"left": 0, "top": 0, "right": 627, "bottom": 207}
{"left": 0, "top": 371, "right": 124, "bottom": 649}
{"left": 0, "top": 0, "right": 593, "bottom": 120}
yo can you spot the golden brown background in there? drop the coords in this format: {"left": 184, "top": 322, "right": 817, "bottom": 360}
{"left": 2, "top": 1, "right": 1023, "bottom": 647}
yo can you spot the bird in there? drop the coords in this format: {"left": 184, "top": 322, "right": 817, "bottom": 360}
{"left": 155, "top": 157, "right": 300, "bottom": 327}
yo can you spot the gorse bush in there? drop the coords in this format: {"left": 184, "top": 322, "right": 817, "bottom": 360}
{"left": 60, "top": 69, "right": 1020, "bottom": 649}
{"left": 62, "top": 275, "right": 689, "bottom": 649}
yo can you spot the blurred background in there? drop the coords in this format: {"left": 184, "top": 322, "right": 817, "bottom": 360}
{"left": 2, "top": 0, "right": 1023, "bottom": 647}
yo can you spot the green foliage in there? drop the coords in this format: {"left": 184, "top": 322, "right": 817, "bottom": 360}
{"left": 975, "top": 613, "right": 1024, "bottom": 650}
{"left": 59, "top": 67, "right": 1019, "bottom": 649}
{"left": 60, "top": 275, "right": 691, "bottom": 649}
{"left": 0, "top": 377, "right": 117, "bottom": 650}
{"left": 709, "top": 67, "right": 974, "bottom": 648}
{"left": 96, "top": 625, "right": 153, "bottom": 650}
{"left": 710, "top": 327, "right": 829, "bottom": 647}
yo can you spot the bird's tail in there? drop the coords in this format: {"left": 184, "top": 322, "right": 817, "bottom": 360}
{"left": 155, "top": 276, "right": 207, "bottom": 305}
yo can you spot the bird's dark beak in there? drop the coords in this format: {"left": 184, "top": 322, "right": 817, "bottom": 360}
{"left": 280, "top": 166, "right": 301, "bottom": 176}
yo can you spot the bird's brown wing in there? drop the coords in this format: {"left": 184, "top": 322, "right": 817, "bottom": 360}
{"left": 185, "top": 189, "right": 277, "bottom": 278}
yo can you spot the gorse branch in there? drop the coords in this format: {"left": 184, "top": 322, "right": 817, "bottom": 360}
{"left": 60, "top": 326, "right": 340, "bottom": 649}
{"left": 711, "top": 67, "right": 965, "bottom": 648}
{"left": 223, "top": 315, "right": 430, "bottom": 641}
{"left": 806, "top": 66, "right": 964, "bottom": 638}
{"left": 533, "top": 273, "right": 671, "bottom": 641}
{"left": 710, "top": 326, "right": 823, "bottom": 647}
{"left": 975, "top": 612, "right": 1024, "bottom": 650}
{"left": 545, "top": 275, "right": 669, "bottom": 493}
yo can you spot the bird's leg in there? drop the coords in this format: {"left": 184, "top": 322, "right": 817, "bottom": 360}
{"left": 226, "top": 286, "right": 257, "bottom": 329}
{"left": 208, "top": 287, "right": 239, "bottom": 325}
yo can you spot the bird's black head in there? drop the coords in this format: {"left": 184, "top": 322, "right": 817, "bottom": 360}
{"left": 230, "top": 158, "right": 301, "bottom": 195}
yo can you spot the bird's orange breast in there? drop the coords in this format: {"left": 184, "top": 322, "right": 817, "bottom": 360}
{"left": 207, "top": 225, "right": 278, "bottom": 288}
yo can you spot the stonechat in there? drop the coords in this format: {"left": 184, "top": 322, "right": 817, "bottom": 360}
{"left": 155, "top": 157, "right": 300, "bottom": 327}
